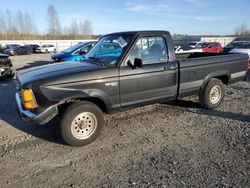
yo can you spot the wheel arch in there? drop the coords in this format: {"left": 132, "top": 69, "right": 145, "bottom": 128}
{"left": 201, "top": 71, "right": 230, "bottom": 91}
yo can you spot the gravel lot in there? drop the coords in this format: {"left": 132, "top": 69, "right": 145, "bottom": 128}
{"left": 0, "top": 54, "right": 249, "bottom": 187}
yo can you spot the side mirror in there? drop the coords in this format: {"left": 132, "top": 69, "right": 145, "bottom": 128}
{"left": 134, "top": 58, "right": 143, "bottom": 68}
{"left": 126, "top": 58, "right": 143, "bottom": 69}
{"left": 127, "top": 60, "right": 134, "bottom": 69}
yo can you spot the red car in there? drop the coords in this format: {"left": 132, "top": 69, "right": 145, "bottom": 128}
{"left": 203, "top": 42, "right": 223, "bottom": 53}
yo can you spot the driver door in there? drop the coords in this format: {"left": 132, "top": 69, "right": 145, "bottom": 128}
{"left": 119, "top": 36, "right": 177, "bottom": 107}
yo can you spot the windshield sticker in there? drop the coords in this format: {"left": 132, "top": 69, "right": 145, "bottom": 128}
{"left": 117, "top": 36, "right": 127, "bottom": 48}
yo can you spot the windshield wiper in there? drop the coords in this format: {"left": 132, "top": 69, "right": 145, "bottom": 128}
{"left": 86, "top": 56, "right": 105, "bottom": 66}
{"left": 88, "top": 56, "right": 100, "bottom": 60}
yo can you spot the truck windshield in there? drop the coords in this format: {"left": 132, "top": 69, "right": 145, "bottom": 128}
{"left": 85, "top": 35, "right": 132, "bottom": 64}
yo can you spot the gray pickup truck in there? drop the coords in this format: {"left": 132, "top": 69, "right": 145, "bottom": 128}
{"left": 15, "top": 31, "right": 249, "bottom": 146}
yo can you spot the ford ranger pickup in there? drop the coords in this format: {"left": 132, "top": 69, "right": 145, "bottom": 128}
{"left": 15, "top": 31, "right": 249, "bottom": 146}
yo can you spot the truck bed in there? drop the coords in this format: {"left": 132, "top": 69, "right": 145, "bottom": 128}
{"left": 177, "top": 53, "right": 248, "bottom": 97}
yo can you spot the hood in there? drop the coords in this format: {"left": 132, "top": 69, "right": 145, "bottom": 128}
{"left": 51, "top": 51, "right": 68, "bottom": 59}
{"left": 17, "top": 61, "right": 105, "bottom": 87}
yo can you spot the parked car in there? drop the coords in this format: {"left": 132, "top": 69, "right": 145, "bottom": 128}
{"left": 223, "top": 41, "right": 249, "bottom": 53}
{"left": 174, "top": 44, "right": 191, "bottom": 53}
{"left": 36, "top": 44, "right": 56, "bottom": 53}
{"left": 202, "top": 42, "right": 223, "bottom": 53}
{"left": 1, "top": 44, "right": 21, "bottom": 53}
{"left": 3, "top": 46, "right": 32, "bottom": 56}
{"left": 177, "top": 42, "right": 209, "bottom": 53}
{"left": 179, "top": 42, "right": 222, "bottom": 54}
{"left": 0, "top": 53, "right": 14, "bottom": 79}
{"left": 229, "top": 43, "right": 250, "bottom": 80}
{"left": 25, "top": 44, "right": 40, "bottom": 53}
{"left": 229, "top": 42, "right": 250, "bottom": 55}
{"left": 51, "top": 41, "right": 96, "bottom": 63}
{"left": 15, "top": 30, "right": 249, "bottom": 146}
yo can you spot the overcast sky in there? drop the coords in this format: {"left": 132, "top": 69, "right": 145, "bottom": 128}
{"left": 1, "top": 0, "right": 250, "bottom": 35}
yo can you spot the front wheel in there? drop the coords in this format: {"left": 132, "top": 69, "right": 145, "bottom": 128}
{"left": 60, "top": 101, "right": 104, "bottom": 146}
{"left": 199, "top": 78, "right": 225, "bottom": 109}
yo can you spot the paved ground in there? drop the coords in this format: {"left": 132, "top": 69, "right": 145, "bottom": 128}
{"left": 0, "top": 54, "right": 249, "bottom": 187}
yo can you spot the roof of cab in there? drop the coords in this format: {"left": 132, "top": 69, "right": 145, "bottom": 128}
{"left": 105, "top": 30, "right": 170, "bottom": 36}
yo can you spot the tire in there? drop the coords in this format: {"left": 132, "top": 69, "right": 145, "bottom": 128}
{"left": 45, "top": 49, "right": 48, "bottom": 53}
{"left": 60, "top": 101, "right": 104, "bottom": 146}
{"left": 199, "top": 78, "right": 225, "bottom": 109}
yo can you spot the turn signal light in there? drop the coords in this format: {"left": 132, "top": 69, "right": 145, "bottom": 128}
{"left": 21, "top": 89, "right": 38, "bottom": 109}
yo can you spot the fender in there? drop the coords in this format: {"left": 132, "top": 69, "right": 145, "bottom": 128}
{"left": 40, "top": 86, "right": 112, "bottom": 110}
{"left": 201, "top": 70, "right": 230, "bottom": 90}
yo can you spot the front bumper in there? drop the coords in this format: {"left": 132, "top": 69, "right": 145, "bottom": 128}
{"left": 15, "top": 93, "right": 58, "bottom": 125}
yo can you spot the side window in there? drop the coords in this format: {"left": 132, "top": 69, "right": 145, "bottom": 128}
{"left": 211, "top": 43, "right": 217, "bottom": 48}
{"left": 81, "top": 45, "right": 89, "bottom": 52}
{"left": 126, "top": 36, "right": 168, "bottom": 65}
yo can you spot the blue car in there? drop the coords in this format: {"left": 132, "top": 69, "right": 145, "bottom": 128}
{"left": 51, "top": 41, "right": 96, "bottom": 63}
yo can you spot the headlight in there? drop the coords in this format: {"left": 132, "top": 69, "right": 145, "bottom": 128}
{"left": 21, "top": 89, "right": 38, "bottom": 109}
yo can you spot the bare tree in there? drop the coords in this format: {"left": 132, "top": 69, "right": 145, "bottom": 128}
{"left": 47, "top": 5, "right": 61, "bottom": 37}
{"left": 0, "top": 11, "right": 6, "bottom": 36}
{"left": 16, "top": 10, "right": 26, "bottom": 34}
{"left": 23, "top": 11, "right": 38, "bottom": 35}
{"left": 0, "top": 6, "right": 94, "bottom": 39}
{"left": 63, "top": 19, "right": 93, "bottom": 39}
{"left": 235, "top": 23, "right": 249, "bottom": 35}
{"left": 235, "top": 23, "right": 250, "bottom": 40}
{"left": 69, "top": 19, "right": 80, "bottom": 38}
{"left": 80, "top": 20, "right": 93, "bottom": 38}
{"left": 5, "top": 9, "right": 19, "bottom": 35}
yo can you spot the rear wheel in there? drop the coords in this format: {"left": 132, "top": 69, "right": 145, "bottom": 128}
{"left": 45, "top": 49, "right": 48, "bottom": 53}
{"left": 60, "top": 101, "right": 104, "bottom": 146}
{"left": 199, "top": 78, "right": 225, "bottom": 109}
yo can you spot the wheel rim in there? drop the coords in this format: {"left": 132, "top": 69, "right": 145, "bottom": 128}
{"left": 209, "top": 85, "right": 221, "bottom": 104}
{"left": 71, "top": 112, "right": 97, "bottom": 140}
